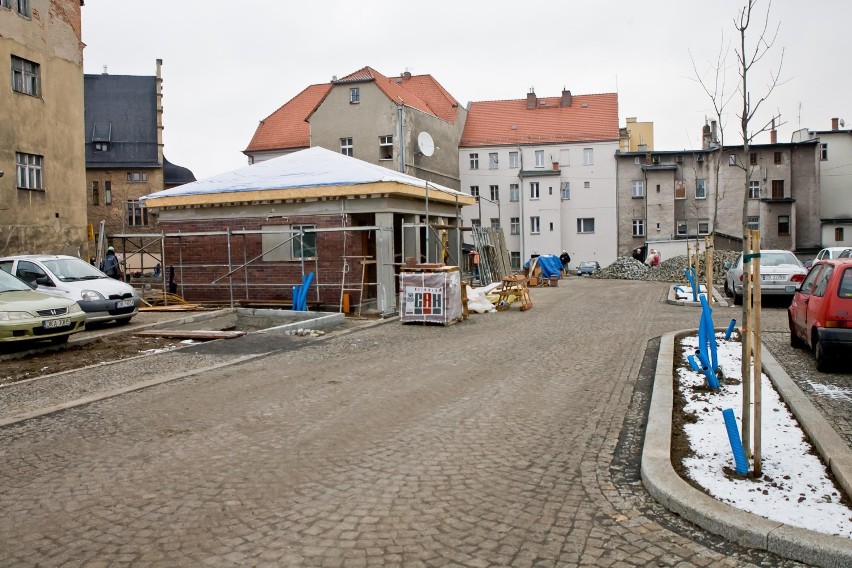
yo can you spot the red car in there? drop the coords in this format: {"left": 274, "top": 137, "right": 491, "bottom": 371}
{"left": 788, "top": 259, "right": 852, "bottom": 371}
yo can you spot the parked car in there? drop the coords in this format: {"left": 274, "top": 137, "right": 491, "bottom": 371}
{"left": 814, "top": 247, "right": 850, "bottom": 261}
{"left": 0, "top": 268, "right": 86, "bottom": 344}
{"left": 0, "top": 255, "right": 140, "bottom": 324}
{"left": 723, "top": 249, "right": 807, "bottom": 305}
{"left": 576, "top": 260, "right": 600, "bottom": 276}
{"left": 788, "top": 259, "right": 852, "bottom": 371}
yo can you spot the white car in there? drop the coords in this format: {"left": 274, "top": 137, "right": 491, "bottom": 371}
{"left": 723, "top": 249, "right": 807, "bottom": 305}
{"left": 0, "top": 255, "right": 140, "bottom": 324}
{"left": 814, "top": 247, "right": 850, "bottom": 261}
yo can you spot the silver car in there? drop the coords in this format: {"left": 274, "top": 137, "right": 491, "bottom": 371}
{"left": 724, "top": 249, "right": 807, "bottom": 305}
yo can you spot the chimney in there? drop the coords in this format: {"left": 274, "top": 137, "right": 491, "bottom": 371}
{"left": 702, "top": 122, "right": 711, "bottom": 150}
{"left": 711, "top": 120, "right": 718, "bottom": 144}
{"left": 770, "top": 117, "right": 777, "bottom": 144}
{"left": 560, "top": 88, "right": 572, "bottom": 107}
{"left": 402, "top": 71, "right": 412, "bottom": 80}
{"left": 526, "top": 88, "right": 537, "bottom": 109}
{"left": 832, "top": 117, "right": 839, "bottom": 130}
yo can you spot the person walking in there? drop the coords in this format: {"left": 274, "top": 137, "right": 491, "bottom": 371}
{"left": 101, "top": 246, "right": 121, "bottom": 279}
{"left": 559, "top": 250, "right": 571, "bottom": 275}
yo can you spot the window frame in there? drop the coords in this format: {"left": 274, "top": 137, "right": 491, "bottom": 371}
{"left": 748, "top": 180, "right": 760, "bottom": 199}
{"left": 698, "top": 220, "right": 710, "bottom": 235}
{"left": 11, "top": 55, "right": 40, "bottom": 97}
{"left": 695, "top": 178, "right": 707, "bottom": 199}
{"left": 676, "top": 220, "right": 688, "bottom": 236}
{"left": 632, "top": 219, "right": 645, "bottom": 237}
{"left": 508, "top": 151, "right": 519, "bottom": 169}
{"left": 561, "top": 181, "right": 570, "bottom": 200}
{"left": 509, "top": 184, "right": 519, "bottom": 202}
{"left": 340, "top": 137, "right": 353, "bottom": 157}
{"left": 583, "top": 148, "right": 594, "bottom": 166}
{"left": 469, "top": 153, "right": 479, "bottom": 170}
{"left": 577, "top": 218, "right": 595, "bottom": 234}
{"left": 820, "top": 143, "right": 828, "bottom": 161}
{"left": 631, "top": 179, "right": 645, "bottom": 198}
{"left": 773, "top": 151, "right": 782, "bottom": 164}
{"left": 126, "top": 171, "right": 148, "bottom": 183}
{"left": 778, "top": 215, "right": 790, "bottom": 236}
{"left": 530, "top": 216, "right": 541, "bottom": 234}
{"left": 490, "top": 218, "right": 500, "bottom": 229}
{"left": 292, "top": 224, "right": 318, "bottom": 259}
{"left": 104, "top": 180, "right": 112, "bottom": 205}
{"left": 489, "top": 185, "right": 499, "bottom": 202}
{"left": 470, "top": 185, "right": 479, "bottom": 199}
{"left": 15, "top": 152, "right": 43, "bottom": 190}
{"left": 510, "top": 217, "right": 520, "bottom": 235}
{"left": 771, "top": 179, "right": 784, "bottom": 199}
{"left": 488, "top": 152, "right": 498, "bottom": 169}
{"left": 91, "top": 181, "right": 99, "bottom": 206}
{"left": 349, "top": 87, "right": 360, "bottom": 104}
{"left": 378, "top": 135, "right": 393, "bottom": 160}
{"left": 126, "top": 199, "right": 149, "bottom": 227}
{"left": 534, "top": 150, "right": 545, "bottom": 168}
{"left": 529, "top": 182, "right": 540, "bottom": 200}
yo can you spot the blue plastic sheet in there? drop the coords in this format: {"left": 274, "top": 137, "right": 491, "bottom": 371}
{"left": 524, "top": 255, "right": 563, "bottom": 278}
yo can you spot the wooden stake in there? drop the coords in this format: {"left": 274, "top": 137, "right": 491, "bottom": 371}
{"left": 741, "top": 232, "right": 753, "bottom": 460}
{"left": 751, "top": 229, "right": 763, "bottom": 476}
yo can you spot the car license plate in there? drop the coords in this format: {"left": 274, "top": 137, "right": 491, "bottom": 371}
{"left": 116, "top": 299, "right": 135, "bottom": 309}
{"left": 43, "top": 318, "right": 71, "bottom": 329}
{"left": 762, "top": 274, "right": 784, "bottom": 281}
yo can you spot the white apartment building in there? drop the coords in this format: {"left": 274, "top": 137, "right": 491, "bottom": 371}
{"left": 459, "top": 89, "right": 620, "bottom": 269}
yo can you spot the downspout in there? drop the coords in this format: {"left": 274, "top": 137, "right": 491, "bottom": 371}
{"left": 397, "top": 105, "right": 405, "bottom": 174}
{"left": 518, "top": 145, "right": 525, "bottom": 260}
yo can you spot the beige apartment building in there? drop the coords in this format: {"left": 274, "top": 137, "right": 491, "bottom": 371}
{"left": 0, "top": 0, "right": 87, "bottom": 256}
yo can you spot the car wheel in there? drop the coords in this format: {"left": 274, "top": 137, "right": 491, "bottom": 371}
{"left": 789, "top": 316, "right": 804, "bottom": 349}
{"left": 733, "top": 291, "right": 742, "bottom": 305}
{"left": 814, "top": 335, "right": 831, "bottom": 372}
{"left": 115, "top": 317, "right": 133, "bottom": 326}
{"left": 724, "top": 279, "right": 730, "bottom": 296}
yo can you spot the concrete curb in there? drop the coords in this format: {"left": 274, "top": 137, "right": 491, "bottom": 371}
{"left": 642, "top": 330, "right": 852, "bottom": 568}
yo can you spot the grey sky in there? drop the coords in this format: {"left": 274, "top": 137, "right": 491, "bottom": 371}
{"left": 81, "top": 1, "right": 850, "bottom": 180}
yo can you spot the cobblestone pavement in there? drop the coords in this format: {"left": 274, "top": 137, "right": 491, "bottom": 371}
{"left": 0, "top": 279, "right": 822, "bottom": 567}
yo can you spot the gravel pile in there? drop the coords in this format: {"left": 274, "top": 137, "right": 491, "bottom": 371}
{"left": 593, "top": 250, "right": 741, "bottom": 285}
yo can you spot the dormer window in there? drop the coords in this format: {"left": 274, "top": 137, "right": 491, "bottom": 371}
{"left": 350, "top": 87, "right": 360, "bottom": 104}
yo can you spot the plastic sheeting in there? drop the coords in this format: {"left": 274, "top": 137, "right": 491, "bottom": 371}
{"left": 525, "top": 255, "right": 563, "bottom": 278}
{"left": 399, "top": 270, "right": 463, "bottom": 325}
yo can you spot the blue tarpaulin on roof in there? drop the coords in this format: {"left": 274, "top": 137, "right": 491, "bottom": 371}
{"left": 524, "top": 255, "right": 563, "bottom": 278}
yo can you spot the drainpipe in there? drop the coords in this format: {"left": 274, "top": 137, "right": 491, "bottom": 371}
{"left": 518, "top": 145, "right": 525, "bottom": 260}
{"left": 397, "top": 105, "right": 405, "bottom": 174}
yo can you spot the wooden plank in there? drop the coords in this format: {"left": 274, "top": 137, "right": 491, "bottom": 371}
{"left": 134, "top": 330, "right": 247, "bottom": 340}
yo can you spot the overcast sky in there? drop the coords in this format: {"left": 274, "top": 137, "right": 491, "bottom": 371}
{"left": 81, "top": 1, "right": 850, "bottom": 180}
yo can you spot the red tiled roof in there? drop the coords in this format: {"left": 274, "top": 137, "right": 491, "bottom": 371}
{"left": 243, "top": 83, "right": 332, "bottom": 153}
{"left": 245, "top": 67, "right": 461, "bottom": 154}
{"left": 460, "top": 92, "right": 619, "bottom": 148}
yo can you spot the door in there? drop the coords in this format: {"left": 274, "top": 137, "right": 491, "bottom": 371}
{"left": 805, "top": 264, "right": 835, "bottom": 344}
{"left": 792, "top": 266, "right": 821, "bottom": 340}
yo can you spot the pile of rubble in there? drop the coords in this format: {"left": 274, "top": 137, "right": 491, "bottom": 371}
{"left": 592, "top": 250, "right": 741, "bottom": 285}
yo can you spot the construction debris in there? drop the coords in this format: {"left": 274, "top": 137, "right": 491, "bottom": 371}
{"left": 592, "top": 251, "right": 740, "bottom": 285}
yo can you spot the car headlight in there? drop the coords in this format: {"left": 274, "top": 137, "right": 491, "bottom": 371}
{"left": 68, "top": 303, "right": 84, "bottom": 314}
{"left": 0, "top": 311, "right": 32, "bottom": 321}
{"left": 81, "top": 289, "right": 105, "bottom": 301}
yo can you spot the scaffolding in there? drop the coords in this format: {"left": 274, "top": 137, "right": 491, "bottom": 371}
{"left": 469, "top": 227, "right": 512, "bottom": 286}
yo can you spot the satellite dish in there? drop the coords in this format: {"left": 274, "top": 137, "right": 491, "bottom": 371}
{"left": 417, "top": 132, "right": 435, "bottom": 157}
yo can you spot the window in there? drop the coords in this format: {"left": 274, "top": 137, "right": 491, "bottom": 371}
{"left": 631, "top": 180, "right": 645, "bottom": 198}
{"left": 583, "top": 181, "right": 590, "bottom": 189}
{"left": 778, "top": 215, "right": 790, "bottom": 236}
{"left": 509, "top": 184, "right": 519, "bottom": 202}
{"left": 530, "top": 216, "right": 540, "bottom": 234}
{"left": 471, "top": 218, "right": 481, "bottom": 229}
{"left": 15, "top": 152, "right": 42, "bottom": 190}
{"left": 469, "top": 153, "right": 479, "bottom": 169}
{"left": 812, "top": 265, "right": 835, "bottom": 297}
{"left": 821, "top": 143, "right": 828, "bottom": 161}
{"left": 728, "top": 154, "right": 736, "bottom": 166}
{"left": 747, "top": 215, "right": 759, "bottom": 229}
{"left": 675, "top": 180, "right": 686, "bottom": 199}
{"left": 14, "top": 0, "right": 29, "bottom": 17}
{"left": 470, "top": 185, "right": 479, "bottom": 198}
{"left": 698, "top": 220, "right": 710, "bottom": 235}
{"left": 750, "top": 153, "right": 758, "bottom": 165}
{"left": 749, "top": 180, "right": 760, "bottom": 199}
{"left": 561, "top": 181, "right": 570, "bottom": 200}
{"left": 91, "top": 182, "right": 99, "bottom": 206}
{"left": 340, "top": 137, "right": 353, "bottom": 156}
{"left": 548, "top": 186, "right": 553, "bottom": 195}
{"left": 771, "top": 179, "right": 784, "bottom": 199}
{"left": 799, "top": 265, "right": 822, "bottom": 295}
{"left": 510, "top": 252, "right": 521, "bottom": 270}
{"left": 835, "top": 227, "right": 845, "bottom": 242}
{"left": 489, "top": 152, "right": 498, "bottom": 169}
{"left": 379, "top": 135, "right": 393, "bottom": 160}
{"left": 695, "top": 178, "right": 706, "bottom": 199}
{"left": 104, "top": 181, "right": 112, "bottom": 205}
{"left": 509, "top": 151, "right": 519, "bottom": 168}
{"left": 583, "top": 148, "right": 594, "bottom": 166}
{"left": 773, "top": 151, "right": 782, "bottom": 164}
{"left": 577, "top": 218, "right": 595, "bottom": 233}
{"left": 94, "top": 142, "right": 110, "bottom": 152}
{"left": 549, "top": 222, "right": 554, "bottom": 231}
{"left": 632, "top": 219, "right": 645, "bottom": 237}
{"left": 292, "top": 225, "right": 317, "bottom": 258}
{"left": 126, "top": 172, "right": 148, "bottom": 183}
{"left": 510, "top": 217, "right": 520, "bottom": 235}
{"left": 126, "top": 200, "right": 148, "bottom": 227}
{"left": 349, "top": 87, "right": 360, "bottom": 104}
{"left": 11, "top": 56, "right": 39, "bottom": 96}
{"left": 529, "top": 182, "right": 539, "bottom": 200}
{"left": 676, "top": 220, "right": 688, "bottom": 236}
{"left": 490, "top": 218, "right": 500, "bottom": 229}
{"left": 489, "top": 185, "right": 499, "bottom": 201}
{"left": 535, "top": 150, "right": 544, "bottom": 167}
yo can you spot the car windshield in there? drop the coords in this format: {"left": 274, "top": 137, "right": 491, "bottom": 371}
{"left": 0, "top": 268, "right": 33, "bottom": 292}
{"left": 840, "top": 268, "right": 852, "bottom": 299}
{"left": 761, "top": 252, "right": 800, "bottom": 267}
{"left": 42, "top": 258, "right": 106, "bottom": 281}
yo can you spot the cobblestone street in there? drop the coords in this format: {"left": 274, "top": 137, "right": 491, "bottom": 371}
{"left": 0, "top": 278, "right": 831, "bottom": 566}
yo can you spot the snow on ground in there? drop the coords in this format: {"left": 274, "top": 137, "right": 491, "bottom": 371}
{"left": 673, "top": 285, "right": 707, "bottom": 301}
{"left": 677, "top": 334, "right": 852, "bottom": 538}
